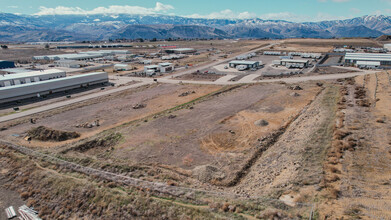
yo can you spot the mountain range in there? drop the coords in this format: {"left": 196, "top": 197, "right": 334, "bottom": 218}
{"left": 0, "top": 13, "right": 390, "bottom": 42}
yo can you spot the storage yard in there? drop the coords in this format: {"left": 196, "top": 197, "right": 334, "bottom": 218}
{"left": 0, "top": 38, "right": 390, "bottom": 219}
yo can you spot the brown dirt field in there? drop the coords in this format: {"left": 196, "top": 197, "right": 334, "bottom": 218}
{"left": 230, "top": 86, "right": 335, "bottom": 198}
{"left": 60, "top": 83, "right": 321, "bottom": 188}
{"left": 0, "top": 84, "right": 222, "bottom": 148}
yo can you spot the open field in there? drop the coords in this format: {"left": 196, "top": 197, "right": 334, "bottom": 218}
{"left": 0, "top": 83, "right": 222, "bottom": 148}
{"left": 0, "top": 39, "right": 390, "bottom": 219}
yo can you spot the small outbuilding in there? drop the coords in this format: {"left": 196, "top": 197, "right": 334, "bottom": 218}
{"left": 165, "top": 48, "right": 196, "bottom": 54}
{"left": 114, "top": 64, "right": 132, "bottom": 71}
{"left": 158, "top": 63, "right": 174, "bottom": 73}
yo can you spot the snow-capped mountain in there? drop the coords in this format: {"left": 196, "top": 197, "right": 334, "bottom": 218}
{"left": 0, "top": 13, "right": 389, "bottom": 41}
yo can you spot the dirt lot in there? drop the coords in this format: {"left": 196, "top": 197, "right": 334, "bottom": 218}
{"left": 55, "top": 82, "right": 322, "bottom": 190}
{"left": 0, "top": 83, "right": 222, "bottom": 148}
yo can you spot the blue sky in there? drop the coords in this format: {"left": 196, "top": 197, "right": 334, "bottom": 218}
{"left": 3, "top": 0, "right": 391, "bottom": 22}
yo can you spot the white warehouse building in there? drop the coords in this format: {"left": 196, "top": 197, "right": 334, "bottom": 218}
{"left": 55, "top": 60, "right": 85, "bottom": 68}
{"left": 0, "top": 69, "right": 66, "bottom": 87}
{"left": 0, "top": 72, "right": 108, "bottom": 104}
{"left": 345, "top": 53, "right": 391, "bottom": 66}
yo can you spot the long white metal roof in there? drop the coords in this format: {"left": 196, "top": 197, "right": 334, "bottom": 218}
{"left": 0, "top": 72, "right": 108, "bottom": 100}
{"left": 345, "top": 53, "right": 391, "bottom": 61}
{"left": 281, "top": 59, "right": 308, "bottom": 63}
{"left": 229, "top": 60, "right": 259, "bottom": 65}
{"left": 356, "top": 61, "right": 380, "bottom": 66}
{"left": 0, "top": 69, "right": 65, "bottom": 80}
{"left": 0, "top": 72, "right": 106, "bottom": 91}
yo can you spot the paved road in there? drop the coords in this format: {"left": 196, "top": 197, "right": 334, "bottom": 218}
{"left": 238, "top": 74, "right": 260, "bottom": 83}
{"left": 0, "top": 81, "right": 151, "bottom": 123}
{"left": 214, "top": 75, "right": 236, "bottom": 83}
{"left": 122, "top": 70, "right": 378, "bottom": 85}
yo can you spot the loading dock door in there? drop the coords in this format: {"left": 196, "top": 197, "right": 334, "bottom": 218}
{"left": 25, "top": 78, "right": 31, "bottom": 83}
{"left": 4, "top": 81, "right": 11, "bottom": 87}
{"left": 14, "top": 79, "right": 20, "bottom": 85}
{"left": 34, "top": 77, "right": 40, "bottom": 82}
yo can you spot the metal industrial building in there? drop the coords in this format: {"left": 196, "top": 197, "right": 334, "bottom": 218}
{"left": 356, "top": 61, "right": 380, "bottom": 69}
{"left": 144, "top": 63, "right": 174, "bottom": 74}
{"left": 0, "top": 68, "right": 33, "bottom": 74}
{"left": 0, "top": 60, "right": 15, "bottom": 69}
{"left": 54, "top": 60, "right": 84, "bottom": 68}
{"left": 158, "top": 63, "right": 174, "bottom": 73}
{"left": 0, "top": 69, "right": 66, "bottom": 87}
{"left": 33, "top": 53, "right": 104, "bottom": 61}
{"left": 0, "top": 72, "right": 108, "bottom": 104}
{"left": 229, "top": 61, "right": 261, "bottom": 69}
{"left": 278, "top": 59, "right": 309, "bottom": 68}
{"left": 165, "top": 48, "right": 196, "bottom": 54}
{"left": 114, "top": 64, "right": 132, "bottom": 71}
{"left": 344, "top": 53, "right": 391, "bottom": 66}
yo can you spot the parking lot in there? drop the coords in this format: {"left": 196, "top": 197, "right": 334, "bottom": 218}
{"left": 207, "top": 53, "right": 318, "bottom": 78}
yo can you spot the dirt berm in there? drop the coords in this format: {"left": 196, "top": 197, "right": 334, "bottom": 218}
{"left": 28, "top": 126, "right": 80, "bottom": 142}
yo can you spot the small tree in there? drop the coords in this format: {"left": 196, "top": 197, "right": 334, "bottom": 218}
{"left": 44, "top": 44, "right": 50, "bottom": 49}
{"left": 1, "top": 45, "right": 8, "bottom": 49}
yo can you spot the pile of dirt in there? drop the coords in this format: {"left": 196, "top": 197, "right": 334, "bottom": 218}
{"left": 288, "top": 85, "right": 303, "bottom": 90}
{"left": 132, "top": 103, "right": 146, "bottom": 109}
{"left": 254, "top": 119, "right": 269, "bottom": 127}
{"left": 178, "top": 91, "right": 196, "bottom": 97}
{"left": 63, "top": 133, "right": 122, "bottom": 153}
{"left": 192, "top": 165, "right": 226, "bottom": 183}
{"left": 27, "top": 126, "right": 80, "bottom": 142}
{"left": 290, "top": 92, "right": 300, "bottom": 97}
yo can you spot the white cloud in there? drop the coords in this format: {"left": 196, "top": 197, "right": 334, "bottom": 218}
{"left": 34, "top": 2, "right": 174, "bottom": 15}
{"left": 186, "top": 10, "right": 350, "bottom": 22}
{"left": 7, "top": 6, "right": 18, "bottom": 9}
{"left": 186, "top": 9, "right": 257, "bottom": 20}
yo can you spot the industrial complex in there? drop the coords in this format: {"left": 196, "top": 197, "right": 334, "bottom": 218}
{"left": 344, "top": 53, "right": 391, "bottom": 67}
{"left": 0, "top": 72, "right": 108, "bottom": 104}
{"left": 0, "top": 69, "right": 66, "bottom": 87}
